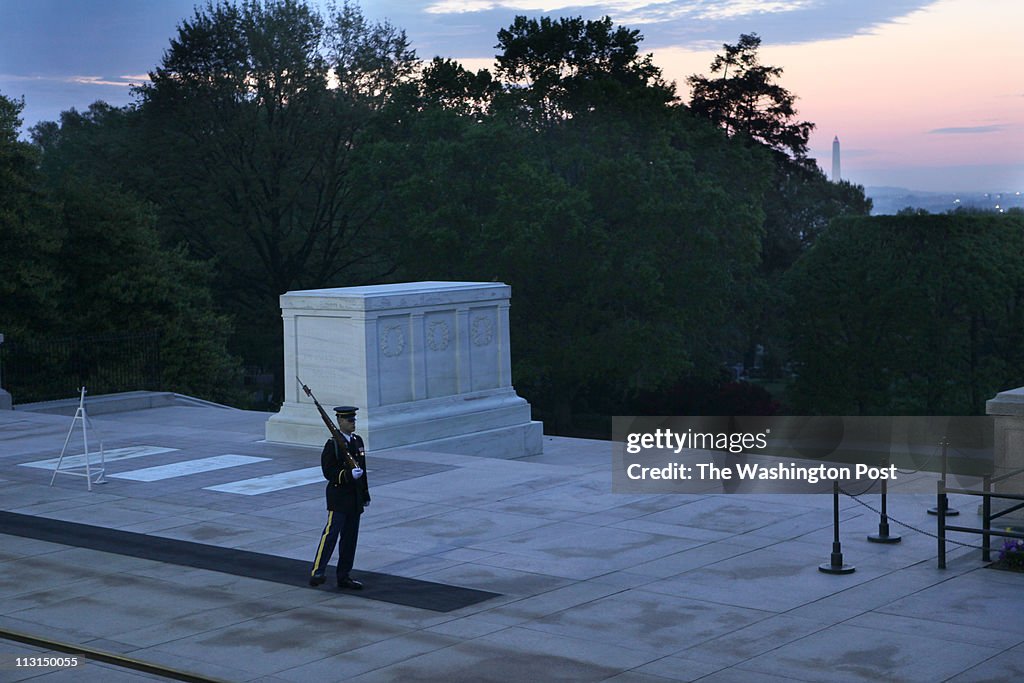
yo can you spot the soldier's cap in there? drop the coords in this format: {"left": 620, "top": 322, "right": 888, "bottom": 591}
{"left": 333, "top": 406, "right": 358, "bottom": 419}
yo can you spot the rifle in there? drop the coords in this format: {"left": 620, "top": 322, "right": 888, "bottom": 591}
{"left": 297, "top": 376, "right": 360, "bottom": 473}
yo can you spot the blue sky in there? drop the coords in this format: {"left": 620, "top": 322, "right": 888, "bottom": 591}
{"left": 1, "top": 0, "right": 1021, "bottom": 192}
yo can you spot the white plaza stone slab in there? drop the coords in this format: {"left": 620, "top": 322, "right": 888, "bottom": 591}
{"left": 203, "top": 466, "right": 324, "bottom": 495}
{"left": 108, "top": 455, "right": 269, "bottom": 482}
{"left": 3, "top": 397, "right": 1024, "bottom": 683}
{"left": 18, "top": 445, "right": 178, "bottom": 470}
{"left": 732, "top": 622, "right": 1000, "bottom": 683}
{"left": 264, "top": 281, "right": 542, "bottom": 457}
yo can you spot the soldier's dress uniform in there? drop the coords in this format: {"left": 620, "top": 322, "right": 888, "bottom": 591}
{"left": 310, "top": 407, "right": 370, "bottom": 588}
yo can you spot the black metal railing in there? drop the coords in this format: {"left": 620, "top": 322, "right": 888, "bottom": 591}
{"left": 937, "top": 463, "right": 1024, "bottom": 568}
{"left": 0, "top": 331, "right": 161, "bottom": 404}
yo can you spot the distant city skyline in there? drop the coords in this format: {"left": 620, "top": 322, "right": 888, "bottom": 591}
{"left": 1, "top": 0, "right": 1021, "bottom": 193}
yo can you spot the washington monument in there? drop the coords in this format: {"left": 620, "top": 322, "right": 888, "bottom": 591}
{"left": 831, "top": 136, "right": 841, "bottom": 182}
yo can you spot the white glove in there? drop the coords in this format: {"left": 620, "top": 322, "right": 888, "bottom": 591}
{"left": 351, "top": 467, "right": 364, "bottom": 480}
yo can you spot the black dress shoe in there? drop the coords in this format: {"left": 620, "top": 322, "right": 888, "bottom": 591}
{"left": 309, "top": 573, "right": 326, "bottom": 586}
{"left": 337, "top": 576, "right": 363, "bottom": 590}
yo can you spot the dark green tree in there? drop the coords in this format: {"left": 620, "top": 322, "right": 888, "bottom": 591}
{"left": 419, "top": 57, "right": 498, "bottom": 118}
{"left": 688, "top": 33, "right": 813, "bottom": 159}
{"left": 31, "top": 102, "right": 136, "bottom": 188}
{"left": 687, "top": 35, "right": 872, "bottom": 378}
{"left": 50, "top": 177, "right": 243, "bottom": 403}
{"left": 493, "top": 15, "right": 677, "bottom": 125}
{"left": 133, "top": 0, "right": 418, "bottom": 381}
{"left": 326, "top": 0, "right": 418, "bottom": 106}
{"left": 0, "top": 92, "right": 62, "bottom": 339}
{"left": 3, "top": 92, "right": 242, "bottom": 403}
{"left": 747, "top": 167, "right": 872, "bottom": 374}
{"left": 687, "top": 33, "right": 871, "bottom": 272}
{"left": 378, "top": 16, "right": 770, "bottom": 429}
{"left": 786, "top": 214, "right": 1024, "bottom": 414}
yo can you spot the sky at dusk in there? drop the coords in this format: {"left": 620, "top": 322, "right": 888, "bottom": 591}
{"left": 1, "top": 0, "right": 1021, "bottom": 193}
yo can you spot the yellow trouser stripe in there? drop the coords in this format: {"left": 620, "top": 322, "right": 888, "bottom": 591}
{"left": 311, "top": 511, "right": 333, "bottom": 575}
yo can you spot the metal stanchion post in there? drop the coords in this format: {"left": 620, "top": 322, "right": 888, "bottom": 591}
{"left": 982, "top": 475, "right": 992, "bottom": 563}
{"left": 929, "top": 439, "right": 958, "bottom": 516}
{"left": 819, "top": 480, "right": 855, "bottom": 574}
{"left": 868, "top": 469, "right": 901, "bottom": 543}
{"left": 937, "top": 477, "right": 947, "bottom": 569}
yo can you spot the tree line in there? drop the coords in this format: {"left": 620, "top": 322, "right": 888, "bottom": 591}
{"left": 2, "top": 1, "right": 1018, "bottom": 426}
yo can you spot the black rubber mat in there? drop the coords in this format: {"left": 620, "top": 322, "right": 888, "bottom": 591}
{"left": 0, "top": 510, "right": 499, "bottom": 612}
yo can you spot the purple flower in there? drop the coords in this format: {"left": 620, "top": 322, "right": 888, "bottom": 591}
{"left": 998, "top": 538, "right": 1024, "bottom": 569}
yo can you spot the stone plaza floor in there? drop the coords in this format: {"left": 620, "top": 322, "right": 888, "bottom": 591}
{"left": 1, "top": 396, "right": 1022, "bottom": 682}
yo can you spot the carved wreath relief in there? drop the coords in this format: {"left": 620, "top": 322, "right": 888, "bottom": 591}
{"left": 380, "top": 324, "right": 406, "bottom": 357}
{"left": 426, "top": 320, "right": 451, "bottom": 352}
{"left": 471, "top": 315, "right": 495, "bottom": 347}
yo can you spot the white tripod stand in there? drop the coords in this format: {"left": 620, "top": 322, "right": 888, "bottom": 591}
{"left": 50, "top": 386, "right": 106, "bottom": 491}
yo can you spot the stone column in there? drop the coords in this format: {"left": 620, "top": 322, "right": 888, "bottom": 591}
{"left": 986, "top": 387, "right": 1024, "bottom": 521}
{"left": 265, "top": 282, "right": 543, "bottom": 457}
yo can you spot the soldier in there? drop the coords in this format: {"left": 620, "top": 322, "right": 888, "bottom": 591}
{"left": 309, "top": 405, "right": 370, "bottom": 590}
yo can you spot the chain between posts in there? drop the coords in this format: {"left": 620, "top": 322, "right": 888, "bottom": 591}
{"left": 833, "top": 438, "right": 1001, "bottom": 551}
{"left": 838, "top": 484, "right": 989, "bottom": 551}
